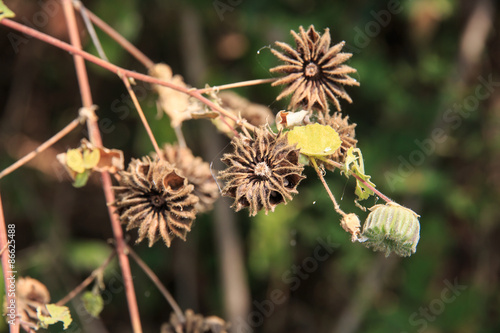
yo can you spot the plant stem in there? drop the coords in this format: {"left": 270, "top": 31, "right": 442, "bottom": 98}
{"left": 121, "top": 75, "right": 162, "bottom": 157}
{"left": 0, "top": 117, "right": 81, "bottom": 179}
{"left": 56, "top": 251, "right": 117, "bottom": 306}
{"left": 75, "top": 0, "right": 109, "bottom": 62}
{"left": 61, "top": 1, "right": 143, "bottom": 332}
{"left": 196, "top": 78, "right": 276, "bottom": 94}
{"left": 0, "top": 19, "right": 256, "bottom": 133}
{"left": 126, "top": 245, "right": 186, "bottom": 323}
{"left": 72, "top": 0, "right": 155, "bottom": 69}
{"left": 321, "top": 158, "right": 393, "bottom": 204}
{"left": 309, "top": 157, "right": 346, "bottom": 217}
{"left": 0, "top": 191, "right": 20, "bottom": 333}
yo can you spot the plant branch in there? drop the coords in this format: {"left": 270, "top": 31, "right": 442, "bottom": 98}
{"left": 56, "top": 251, "right": 117, "bottom": 306}
{"left": 309, "top": 157, "right": 346, "bottom": 217}
{"left": 72, "top": 0, "right": 155, "bottom": 69}
{"left": 196, "top": 78, "right": 276, "bottom": 94}
{"left": 0, "top": 19, "right": 256, "bottom": 133}
{"left": 0, "top": 191, "right": 20, "bottom": 333}
{"left": 0, "top": 117, "right": 81, "bottom": 179}
{"left": 60, "top": 1, "right": 143, "bottom": 332}
{"left": 321, "top": 158, "right": 393, "bottom": 203}
{"left": 126, "top": 245, "right": 186, "bottom": 323}
{"left": 121, "top": 74, "right": 162, "bottom": 156}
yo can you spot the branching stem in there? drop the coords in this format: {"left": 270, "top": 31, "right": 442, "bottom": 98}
{"left": 309, "top": 157, "right": 346, "bottom": 217}
{"left": 0, "top": 117, "right": 81, "bottom": 179}
{"left": 56, "top": 251, "right": 117, "bottom": 306}
{"left": 60, "top": 1, "right": 143, "bottom": 332}
{"left": 121, "top": 74, "right": 162, "bottom": 157}
{"left": 0, "top": 19, "right": 256, "bottom": 133}
{"left": 126, "top": 245, "right": 186, "bottom": 324}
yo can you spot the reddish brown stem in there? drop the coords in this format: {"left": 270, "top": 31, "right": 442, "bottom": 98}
{"left": 121, "top": 75, "right": 162, "bottom": 156}
{"left": 73, "top": 1, "right": 155, "bottom": 69}
{"left": 60, "top": 1, "right": 143, "bottom": 332}
{"left": 0, "top": 191, "right": 20, "bottom": 333}
{"left": 196, "top": 78, "right": 276, "bottom": 94}
{"left": 0, "top": 117, "right": 81, "bottom": 179}
{"left": 126, "top": 245, "right": 186, "bottom": 323}
{"left": 321, "top": 158, "right": 393, "bottom": 204}
{"left": 0, "top": 19, "right": 255, "bottom": 133}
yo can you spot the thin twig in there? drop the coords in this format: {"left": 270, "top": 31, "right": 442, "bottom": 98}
{"left": 173, "top": 125, "right": 187, "bottom": 149}
{"left": 0, "top": 118, "right": 81, "bottom": 179}
{"left": 320, "top": 158, "right": 393, "bottom": 203}
{"left": 196, "top": 78, "right": 276, "bottom": 94}
{"left": 309, "top": 157, "right": 346, "bottom": 217}
{"left": 0, "top": 19, "right": 256, "bottom": 133}
{"left": 72, "top": 0, "right": 155, "bottom": 69}
{"left": 126, "top": 245, "right": 186, "bottom": 323}
{"left": 56, "top": 251, "right": 117, "bottom": 306}
{"left": 75, "top": 1, "right": 109, "bottom": 62}
{"left": 121, "top": 74, "right": 162, "bottom": 156}
{"left": 60, "top": 2, "right": 143, "bottom": 332}
{"left": 0, "top": 191, "right": 20, "bottom": 333}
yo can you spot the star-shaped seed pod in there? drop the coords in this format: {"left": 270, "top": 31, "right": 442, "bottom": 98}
{"left": 270, "top": 25, "right": 359, "bottom": 113}
{"left": 113, "top": 157, "right": 199, "bottom": 247}
{"left": 218, "top": 127, "right": 305, "bottom": 216}
{"left": 158, "top": 144, "right": 219, "bottom": 213}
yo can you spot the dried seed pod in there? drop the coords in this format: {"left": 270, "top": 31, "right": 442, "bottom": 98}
{"left": 14, "top": 277, "right": 50, "bottom": 331}
{"left": 359, "top": 203, "right": 420, "bottom": 257}
{"left": 158, "top": 144, "right": 219, "bottom": 213}
{"left": 218, "top": 127, "right": 305, "bottom": 216}
{"left": 341, "top": 213, "right": 361, "bottom": 242}
{"left": 113, "top": 157, "right": 198, "bottom": 247}
{"left": 213, "top": 91, "right": 274, "bottom": 136}
{"left": 270, "top": 25, "right": 359, "bottom": 113}
{"left": 161, "top": 309, "right": 229, "bottom": 333}
{"left": 319, "top": 112, "right": 357, "bottom": 166}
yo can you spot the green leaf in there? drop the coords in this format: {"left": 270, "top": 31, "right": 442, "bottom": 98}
{"left": 73, "top": 170, "right": 90, "bottom": 188}
{"left": 66, "top": 149, "right": 85, "bottom": 173}
{"left": 82, "top": 148, "right": 100, "bottom": 169}
{"left": 342, "top": 147, "right": 376, "bottom": 201}
{"left": 0, "top": 1, "right": 15, "bottom": 20}
{"left": 286, "top": 123, "right": 342, "bottom": 157}
{"left": 37, "top": 304, "right": 72, "bottom": 329}
{"left": 81, "top": 291, "right": 104, "bottom": 318}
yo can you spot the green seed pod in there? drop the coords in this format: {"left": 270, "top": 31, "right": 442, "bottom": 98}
{"left": 360, "top": 203, "right": 420, "bottom": 257}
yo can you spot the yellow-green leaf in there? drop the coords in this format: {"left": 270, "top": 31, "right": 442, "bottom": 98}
{"left": 37, "top": 304, "right": 72, "bottom": 329}
{"left": 73, "top": 170, "right": 90, "bottom": 188}
{"left": 342, "top": 147, "right": 376, "bottom": 201}
{"left": 286, "top": 123, "right": 342, "bottom": 157}
{"left": 0, "top": 1, "right": 15, "bottom": 20}
{"left": 81, "top": 291, "right": 104, "bottom": 318}
{"left": 82, "top": 148, "right": 100, "bottom": 169}
{"left": 66, "top": 149, "right": 85, "bottom": 173}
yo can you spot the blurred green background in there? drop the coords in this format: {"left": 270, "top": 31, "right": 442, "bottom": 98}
{"left": 1, "top": 0, "right": 499, "bottom": 332}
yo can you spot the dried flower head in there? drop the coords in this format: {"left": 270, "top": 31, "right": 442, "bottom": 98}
{"left": 158, "top": 144, "right": 219, "bottom": 213}
{"left": 219, "top": 127, "right": 305, "bottom": 216}
{"left": 15, "top": 277, "right": 50, "bottom": 331}
{"left": 270, "top": 25, "right": 359, "bottom": 113}
{"left": 161, "top": 309, "right": 229, "bottom": 333}
{"left": 320, "top": 112, "right": 357, "bottom": 165}
{"left": 113, "top": 157, "right": 198, "bottom": 247}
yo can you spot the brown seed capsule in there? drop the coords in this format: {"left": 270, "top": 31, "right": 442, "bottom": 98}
{"left": 158, "top": 144, "right": 219, "bottom": 213}
{"left": 14, "top": 277, "right": 50, "bottom": 331}
{"left": 218, "top": 127, "right": 305, "bottom": 216}
{"left": 113, "top": 157, "right": 198, "bottom": 247}
{"left": 319, "top": 112, "right": 357, "bottom": 166}
{"left": 161, "top": 309, "right": 229, "bottom": 333}
{"left": 270, "top": 25, "right": 359, "bottom": 113}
